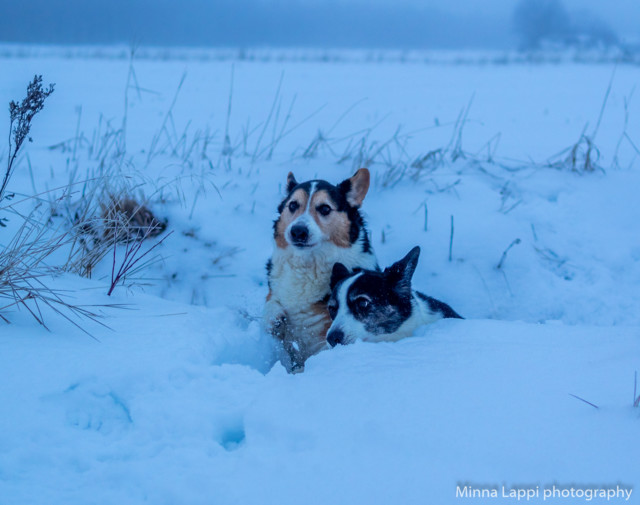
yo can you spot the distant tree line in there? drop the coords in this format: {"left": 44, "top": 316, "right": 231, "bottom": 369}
{"left": 513, "top": 0, "right": 619, "bottom": 50}
{"left": 0, "top": 0, "right": 511, "bottom": 49}
{"left": 0, "top": 0, "right": 624, "bottom": 51}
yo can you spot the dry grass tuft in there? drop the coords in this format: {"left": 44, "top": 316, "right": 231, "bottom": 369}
{"left": 102, "top": 196, "right": 167, "bottom": 243}
{"left": 0, "top": 211, "right": 107, "bottom": 335}
{"left": 548, "top": 130, "right": 603, "bottom": 173}
{"left": 63, "top": 189, "right": 168, "bottom": 279}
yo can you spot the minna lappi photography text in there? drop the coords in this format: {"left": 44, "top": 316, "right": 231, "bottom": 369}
{"left": 456, "top": 483, "right": 634, "bottom": 502}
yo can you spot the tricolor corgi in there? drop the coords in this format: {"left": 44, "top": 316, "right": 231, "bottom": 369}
{"left": 264, "top": 168, "right": 378, "bottom": 371}
{"left": 326, "top": 246, "right": 462, "bottom": 346}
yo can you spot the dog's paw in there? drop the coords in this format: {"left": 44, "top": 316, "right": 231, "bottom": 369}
{"left": 263, "top": 300, "right": 288, "bottom": 340}
{"left": 289, "top": 362, "right": 305, "bottom": 374}
{"left": 268, "top": 314, "right": 288, "bottom": 341}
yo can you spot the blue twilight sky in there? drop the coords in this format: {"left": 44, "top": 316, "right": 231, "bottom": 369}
{"left": 0, "top": 0, "right": 637, "bottom": 49}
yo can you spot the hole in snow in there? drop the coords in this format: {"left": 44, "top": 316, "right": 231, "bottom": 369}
{"left": 219, "top": 424, "right": 246, "bottom": 451}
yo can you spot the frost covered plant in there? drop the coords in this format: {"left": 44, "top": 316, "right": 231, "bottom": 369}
{"left": 1, "top": 75, "right": 55, "bottom": 213}
{"left": 0, "top": 76, "right": 105, "bottom": 332}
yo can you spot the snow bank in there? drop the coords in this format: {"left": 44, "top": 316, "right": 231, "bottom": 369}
{"left": 1, "top": 308, "right": 638, "bottom": 504}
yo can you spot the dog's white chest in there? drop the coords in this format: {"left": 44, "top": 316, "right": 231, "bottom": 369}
{"left": 271, "top": 257, "right": 330, "bottom": 309}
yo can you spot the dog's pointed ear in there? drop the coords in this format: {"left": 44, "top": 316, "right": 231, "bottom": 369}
{"left": 286, "top": 172, "right": 298, "bottom": 193}
{"left": 331, "top": 263, "right": 351, "bottom": 291}
{"left": 384, "top": 246, "right": 420, "bottom": 295}
{"left": 338, "top": 168, "right": 370, "bottom": 208}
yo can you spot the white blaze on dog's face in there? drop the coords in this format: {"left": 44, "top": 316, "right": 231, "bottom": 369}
{"left": 326, "top": 248, "right": 421, "bottom": 346}
{"left": 326, "top": 271, "right": 367, "bottom": 345}
{"left": 273, "top": 169, "right": 370, "bottom": 252}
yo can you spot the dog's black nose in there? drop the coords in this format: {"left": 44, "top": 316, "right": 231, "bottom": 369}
{"left": 290, "top": 223, "right": 309, "bottom": 245}
{"left": 327, "top": 329, "right": 345, "bottom": 347}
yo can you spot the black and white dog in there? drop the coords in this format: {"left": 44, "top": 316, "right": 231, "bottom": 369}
{"left": 264, "top": 168, "right": 378, "bottom": 371}
{"left": 326, "top": 246, "right": 461, "bottom": 346}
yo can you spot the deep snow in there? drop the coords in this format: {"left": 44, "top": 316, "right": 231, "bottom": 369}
{"left": 0, "top": 47, "right": 639, "bottom": 504}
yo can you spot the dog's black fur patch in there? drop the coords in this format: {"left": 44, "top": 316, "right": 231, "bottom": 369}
{"left": 330, "top": 262, "right": 351, "bottom": 291}
{"left": 346, "top": 269, "right": 413, "bottom": 334}
{"left": 361, "top": 229, "right": 373, "bottom": 254}
{"left": 266, "top": 259, "right": 273, "bottom": 288}
{"left": 416, "top": 292, "right": 462, "bottom": 319}
{"left": 276, "top": 181, "right": 314, "bottom": 214}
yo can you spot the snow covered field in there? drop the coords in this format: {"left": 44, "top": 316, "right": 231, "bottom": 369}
{"left": 0, "top": 47, "right": 639, "bottom": 504}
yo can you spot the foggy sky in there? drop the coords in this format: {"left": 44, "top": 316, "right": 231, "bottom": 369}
{"left": 0, "top": 0, "right": 637, "bottom": 49}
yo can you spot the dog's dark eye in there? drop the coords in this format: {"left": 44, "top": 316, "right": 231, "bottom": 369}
{"left": 355, "top": 297, "right": 371, "bottom": 313}
{"left": 288, "top": 201, "right": 299, "bottom": 213}
{"left": 317, "top": 204, "right": 332, "bottom": 216}
{"left": 327, "top": 299, "right": 338, "bottom": 319}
